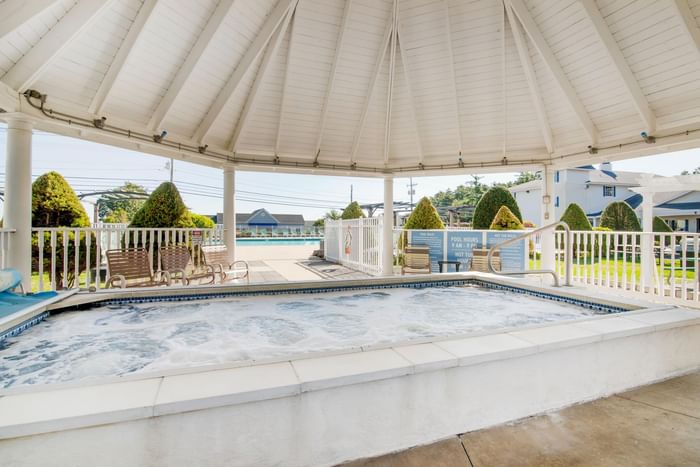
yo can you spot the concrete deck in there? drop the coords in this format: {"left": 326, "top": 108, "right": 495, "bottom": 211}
{"left": 343, "top": 371, "right": 700, "bottom": 467}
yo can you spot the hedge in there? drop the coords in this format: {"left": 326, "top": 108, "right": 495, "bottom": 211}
{"left": 600, "top": 201, "right": 641, "bottom": 231}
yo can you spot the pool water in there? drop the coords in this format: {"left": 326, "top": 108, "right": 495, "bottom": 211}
{"left": 0, "top": 285, "right": 602, "bottom": 388}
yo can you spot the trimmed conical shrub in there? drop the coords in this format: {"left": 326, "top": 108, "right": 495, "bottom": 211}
{"left": 489, "top": 206, "right": 524, "bottom": 230}
{"left": 559, "top": 203, "right": 592, "bottom": 231}
{"left": 473, "top": 186, "right": 522, "bottom": 229}
{"left": 341, "top": 201, "right": 364, "bottom": 220}
{"left": 404, "top": 197, "right": 445, "bottom": 229}
{"left": 32, "top": 171, "right": 90, "bottom": 227}
{"left": 130, "top": 182, "right": 194, "bottom": 228}
{"left": 653, "top": 216, "right": 672, "bottom": 233}
{"left": 600, "top": 201, "right": 641, "bottom": 231}
{"left": 31, "top": 172, "right": 93, "bottom": 288}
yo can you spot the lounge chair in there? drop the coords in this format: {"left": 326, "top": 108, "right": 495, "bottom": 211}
{"left": 0, "top": 269, "right": 60, "bottom": 321}
{"left": 201, "top": 246, "right": 249, "bottom": 283}
{"left": 402, "top": 245, "right": 431, "bottom": 274}
{"left": 159, "top": 245, "right": 216, "bottom": 286}
{"left": 469, "top": 248, "right": 501, "bottom": 273}
{"left": 105, "top": 248, "right": 171, "bottom": 288}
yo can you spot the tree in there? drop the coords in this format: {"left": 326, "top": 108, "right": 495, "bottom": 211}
{"left": 103, "top": 208, "right": 129, "bottom": 224}
{"left": 341, "top": 201, "right": 364, "bottom": 220}
{"left": 489, "top": 206, "right": 524, "bottom": 230}
{"left": 325, "top": 210, "right": 342, "bottom": 220}
{"left": 653, "top": 216, "right": 672, "bottom": 233}
{"left": 97, "top": 182, "right": 148, "bottom": 222}
{"left": 404, "top": 197, "right": 445, "bottom": 229}
{"left": 32, "top": 171, "right": 90, "bottom": 227}
{"left": 600, "top": 201, "right": 641, "bottom": 231}
{"left": 130, "top": 182, "right": 194, "bottom": 228}
{"left": 191, "top": 213, "right": 215, "bottom": 229}
{"left": 31, "top": 172, "right": 93, "bottom": 288}
{"left": 559, "top": 203, "right": 592, "bottom": 231}
{"left": 513, "top": 172, "right": 541, "bottom": 185}
{"left": 472, "top": 186, "right": 522, "bottom": 229}
{"left": 313, "top": 218, "right": 325, "bottom": 228}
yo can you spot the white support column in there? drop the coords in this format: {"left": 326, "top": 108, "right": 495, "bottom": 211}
{"left": 3, "top": 116, "right": 34, "bottom": 290}
{"left": 382, "top": 177, "right": 394, "bottom": 276}
{"left": 223, "top": 167, "right": 236, "bottom": 262}
{"left": 640, "top": 191, "right": 654, "bottom": 290}
{"left": 540, "top": 165, "right": 556, "bottom": 272}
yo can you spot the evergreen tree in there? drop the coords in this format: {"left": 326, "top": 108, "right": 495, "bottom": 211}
{"left": 130, "top": 182, "right": 194, "bottom": 228}
{"left": 341, "top": 201, "right": 364, "bottom": 220}
{"left": 404, "top": 197, "right": 445, "bottom": 229}
{"left": 559, "top": 203, "right": 592, "bottom": 231}
{"left": 31, "top": 172, "right": 93, "bottom": 288}
{"left": 489, "top": 206, "right": 524, "bottom": 230}
{"left": 472, "top": 186, "right": 522, "bottom": 229}
{"left": 600, "top": 201, "right": 641, "bottom": 231}
{"left": 191, "top": 213, "right": 215, "bottom": 229}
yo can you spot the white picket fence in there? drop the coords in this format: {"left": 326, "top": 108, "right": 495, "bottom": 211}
{"left": 324, "top": 218, "right": 383, "bottom": 275}
{"left": 31, "top": 227, "right": 225, "bottom": 291}
{"left": 553, "top": 230, "right": 699, "bottom": 305}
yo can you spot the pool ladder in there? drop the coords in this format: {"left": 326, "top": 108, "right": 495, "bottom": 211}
{"left": 487, "top": 221, "right": 572, "bottom": 287}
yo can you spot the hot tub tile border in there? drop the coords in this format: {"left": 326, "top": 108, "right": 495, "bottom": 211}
{"left": 93, "top": 279, "right": 628, "bottom": 314}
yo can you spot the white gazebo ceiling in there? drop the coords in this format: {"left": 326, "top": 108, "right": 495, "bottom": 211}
{"left": 2, "top": 0, "right": 700, "bottom": 175}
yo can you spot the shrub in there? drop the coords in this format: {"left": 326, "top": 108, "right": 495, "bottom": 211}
{"left": 559, "top": 203, "right": 592, "bottom": 231}
{"left": 600, "top": 201, "right": 641, "bottom": 231}
{"left": 652, "top": 216, "right": 673, "bottom": 244}
{"left": 473, "top": 186, "right": 522, "bottom": 229}
{"left": 489, "top": 206, "right": 524, "bottom": 230}
{"left": 31, "top": 172, "right": 94, "bottom": 289}
{"left": 191, "top": 213, "right": 215, "bottom": 229}
{"left": 341, "top": 201, "right": 364, "bottom": 220}
{"left": 130, "top": 182, "right": 194, "bottom": 228}
{"left": 404, "top": 197, "right": 445, "bottom": 230}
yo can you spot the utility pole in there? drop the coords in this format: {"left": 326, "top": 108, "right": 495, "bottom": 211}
{"left": 350, "top": 184, "right": 353, "bottom": 203}
{"left": 169, "top": 158, "right": 174, "bottom": 183}
{"left": 407, "top": 177, "right": 417, "bottom": 209}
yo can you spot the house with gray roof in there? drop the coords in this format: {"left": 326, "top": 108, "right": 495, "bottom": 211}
{"left": 216, "top": 208, "right": 306, "bottom": 234}
{"left": 509, "top": 163, "right": 700, "bottom": 232}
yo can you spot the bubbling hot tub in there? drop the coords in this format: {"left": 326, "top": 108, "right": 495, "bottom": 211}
{"left": 0, "top": 279, "right": 626, "bottom": 389}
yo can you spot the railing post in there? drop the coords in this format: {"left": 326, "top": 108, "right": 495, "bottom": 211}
{"left": 540, "top": 166, "right": 556, "bottom": 271}
{"left": 566, "top": 229, "right": 573, "bottom": 286}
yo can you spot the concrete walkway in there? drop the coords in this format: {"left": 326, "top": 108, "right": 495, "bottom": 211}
{"left": 343, "top": 371, "right": 700, "bottom": 467}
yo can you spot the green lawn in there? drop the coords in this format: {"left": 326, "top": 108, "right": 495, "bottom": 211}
{"left": 530, "top": 257, "right": 696, "bottom": 283}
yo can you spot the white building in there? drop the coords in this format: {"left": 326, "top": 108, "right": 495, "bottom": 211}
{"left": 510, "top": 163, "right": 700, "bottom": 232}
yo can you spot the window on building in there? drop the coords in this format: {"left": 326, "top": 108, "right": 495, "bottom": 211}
{"left": 696, "top": 218, "right": 700, "bottom": 232}
{"left": 603, "top": 186, "right": 615, "bottom": 197}
{"left": 555, "top": 196, "right": 559, "bottom": 207}
{"left": 555, "top": 171, "right": 560, "bottom": 183}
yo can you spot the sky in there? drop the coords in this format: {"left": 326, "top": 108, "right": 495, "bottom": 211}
{"left": 0, "top": 123, "right": 698, "bottom": 222}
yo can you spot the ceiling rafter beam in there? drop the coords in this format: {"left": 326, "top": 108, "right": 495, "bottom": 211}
{"left": 670, "top": 0, "right": 700, "bottom": 56}
{"left": 148, "top": 0, "right": 237, "bottom": 131}
{"left": 505, "top": 2, "right": 554, "bottom": 154}
{"left": 579, "top": 0, "right": 655, "bottom": 133}
{"left": 3, "top": 0, "right": 115, "bottom": 92}
{"left": 396, "top": 22, "right": 425, "bottom": 163}
{"left": 507, "top": 0, "right": 598, "bottom": 145}
{"left": 228, "top": 5, "right": 296, "bottom": 152}
{"left": 313, "top": 0, "right": 353, "bottom": 162}
{"left": 384, "top": 0, "right": 398, "bottom": 165}
{"left": 274, "top": 3, "right": 297, "bottom": 156}
{"left": 194, "top": 0, "right": 294, "bottom": 144}
{"left": 0, "top": 0, "right": 59, "bottom": 41}
{"left": 350, "top": 14, "right": 394, "bottom": 163}
{"left": 90, "top": 0, "right": 159, "bottom": 115}
{"left": 443, "top": 0, "right": 463, "bottom": 155}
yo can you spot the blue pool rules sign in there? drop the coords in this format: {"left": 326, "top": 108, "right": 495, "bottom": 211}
{"left": 447, "top": 231, "right": 483, "bottom": 270}
{"left": 486, "top": 231, "right": 526, "bottom": 272}
{"left": 408, "top": 230, "right": 444, "bottom": 272}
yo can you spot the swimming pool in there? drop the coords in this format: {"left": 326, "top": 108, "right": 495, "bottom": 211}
{"left": 0, "top": 282, "right": 617, "bottom": 388}
{"left": 237, "top": 237, "right": 320, "bottom": 245}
